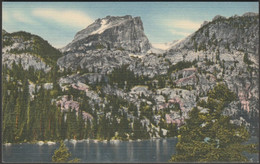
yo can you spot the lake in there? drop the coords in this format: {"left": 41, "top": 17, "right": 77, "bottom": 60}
{"left": 2, "top": 138, "right": 177, "bottom": 163}
{"left": 2, "top": 137, "right": 259, "bottom": 163}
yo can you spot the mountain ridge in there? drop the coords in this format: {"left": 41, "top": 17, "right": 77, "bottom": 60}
{"left": 2, "top": 12, "right": 259, "bottom": 144}
{"left": 62, "top": 15, "right": 151, "bottom": 53}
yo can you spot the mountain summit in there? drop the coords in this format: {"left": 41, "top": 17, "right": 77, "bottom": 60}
{"left": 62, "top": 15, "right": 151, "bottom": 53}
{"left": 2, "top": 12, "right": 259, "bottom": 145}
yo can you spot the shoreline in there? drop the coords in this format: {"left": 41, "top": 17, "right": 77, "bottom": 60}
{"left": 4, "top": 135, "right": 259, "bottom": 146}
{"left": 3, "top": 137, "right": 178, "bottom": 146}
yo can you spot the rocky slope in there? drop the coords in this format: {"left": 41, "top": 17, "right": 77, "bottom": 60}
{"left": 2, "top": 30, "right": 62, "bottom": 71}
{"left": 165, "top": 12, "right": 259, "bottom": 133}
{"left": 58, "top": 13, "right": 259, "bottom": 135}
{"left": 2, "top": 12, "right": 259, "bottom": 141}
{"left": 169, "top": 12, "right": 258, "bottom": 59}
{"left": 62, "top": 15, "right": 151, "bottom": 53}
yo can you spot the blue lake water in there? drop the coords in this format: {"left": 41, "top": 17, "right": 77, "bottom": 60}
{"left": 2, "top": 138, "right": 178, "bottom": 163}
{"left": 2, "top": 137, "right": 259, "bottom": 163}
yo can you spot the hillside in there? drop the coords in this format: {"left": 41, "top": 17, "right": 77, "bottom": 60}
{"left": 2, "top": 30, "right": 62, "bottom": 69}
{"left": 2, "top": 13, "right": 259, "bottom": 144}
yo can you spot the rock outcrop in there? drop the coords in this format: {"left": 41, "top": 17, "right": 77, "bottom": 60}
{"left": 62, "top": 15, "right": 151, "bottom": 53}
{"left": 2, "top": 30, "right": 62, "bottom": 71}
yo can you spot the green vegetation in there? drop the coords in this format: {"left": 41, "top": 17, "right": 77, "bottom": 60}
{"left": 243, "top": 53, "right": 253, "bottom": 65}
{"left": 2, "top": 63, "right": 63, "bottom": 143}
{"left": 108, "top": 60, "right": 199, "bottom": 92}
{"left": 3, "top": 31, "right": 62, "bottom": 66}
{"left": 95, "top": 44, "right": 106, "bottom": 49}
{"left": 168, "top": 61, "right": 197, "bottom": 74}
{"left": 52, "top": 141, "right": 80, "bottom": 163}
{"left": 2, "top": 22, "right": 258, "bottom": 162}
{"left": 108, "top": 64, "right": 149, "bottom": 91}
{"left": 208, "top": 83, "right": 237, "bottom": 104}
{"left": 170, "top": 83, "right": 258, "bottom": 162}
{"left": 3, "top": 62, "right": 177, "bottom": 143}
{"left": 116, "top": 47, "right": 125, "bottom": 51}
{"left": 192, "top": 14, "right": 258, "bottom": 53}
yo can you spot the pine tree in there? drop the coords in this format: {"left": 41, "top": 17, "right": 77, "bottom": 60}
{"left": 170, "top": 84, "right": 258, "bottom": 162}
{"left": 52, "top": 141, "right": 80, "bottom": 163}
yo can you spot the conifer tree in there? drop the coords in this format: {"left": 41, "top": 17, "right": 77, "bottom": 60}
{"left": 170, "top": 84, "right": 258, "bottom": 162}
{"left": 52, "top": 141, "right": 80, "bottom": 163}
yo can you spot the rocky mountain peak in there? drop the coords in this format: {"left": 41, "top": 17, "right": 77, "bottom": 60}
{"left": 168, "top": 13, "right": 259, "bottom": 55}
{"left": 212, "top": 15, "right": 226, "bottom": 21}
{"left": 2, "top": 31, "right": 62, "bottom": 71}
{"left": 62, "top": 15, "right": 151, "bottom": 53}
{"left": 242, "top": 12, "right": 258, "bottom": 17}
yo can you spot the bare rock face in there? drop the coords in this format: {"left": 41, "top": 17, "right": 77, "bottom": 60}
{"left": 169, "top": 13, "right": 259, "bottom": 56}
{"left": 62, "top": 15, "right": 151, "bottom": 53}
{"left": 165, "top": 13, "right": 259, "bottom": 134}
{"left": 3, "top": 13, "right": 259, "bottom": 137}
{"left": 2, "top": 30, "right": 62, "bottom": 72}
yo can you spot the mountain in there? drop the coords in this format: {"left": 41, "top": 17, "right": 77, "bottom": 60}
{"left": 2, "top": 12, "right": 259, "bottom": 144}
{"left": 57, "top": 13, "right": 258, "bottom": 135}
{"left": 152, "top": 40, "right": 179, "bottom": 50}
{"left": 147, "top": 41, "right": 179, "bottom": 54}
{"left": 168, "top": 12, "right": 259, "bottom": 58}
{"left": 164, "top": 12, "right": 259, "bottom": 134}
{"left": 62, "top": 15, "right": 151, "bottom": 53}
{"left": 2, "top": 30, "right": 62, "bottom": 71}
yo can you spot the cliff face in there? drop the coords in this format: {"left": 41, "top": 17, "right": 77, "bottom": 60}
{"left": 2, "top": 30, "right": 62, "bottom": 72}
{"left": 62, "top": 15, "right": 151, "bottom": 53}
{"left": 2, "top": 13, "right": 259, "bottom": 139}
{"left": 164, "top": 13, "right": 259, "bottom": 134}
{"left": 169, "top": 12, "right": 259, "bottom": 59}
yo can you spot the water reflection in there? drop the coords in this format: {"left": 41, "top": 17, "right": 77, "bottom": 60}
{"left": 156, "top": 139, "right": 160, "bottom": 161}
{"left": 2, "top": 138, "right": 258, "bottom": 163}
{"left": 163, "top": 139, "right": 168, "bottom": 155}
{"left": 127, "top": 142, "right": 133, "bottom": 161}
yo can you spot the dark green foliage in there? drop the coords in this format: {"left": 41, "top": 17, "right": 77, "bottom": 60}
{"left": 168, "top": 61, "right": 197, "bottom": 74}
{"left": 225, "top": 42, "right": 230, "bottom": 51}
{"left": 208, "top": 83, "right": 237, "bottom": 104}
{"left": 192, "top": 14, "right": 258, "bottom": 52}
{"left": 3, "top": 61, "right": 157, "bottom": 143}
{"left": 3, "top": 31, "right": 62, "bottom": 66}
{"left": 170, "top": 84, "right": 258, "bottom": 162}
{"left": 108, "top": 64, "right": 135, "bottom": 90}
{"left": 108, "top": 61, "right": 198, "bottom": 91}
{"left": 193, "top": 42, "right": 198, "bottom": 52}
{"left": 2, "top": 63, "right": 63, "bottom": 143}
{"left": 243, "top": 53, "right": 253, "bottom": 65}
{"left": 167, "top": 123, "right": 178, "bottom": 137}
{"left": 205, "top": 29, "right": 209, "bottom": 37}
{"left": 116, "top": 47, "right": 125, "bottom": 51}
{"left": 131, "top": 118, "right": 150, "bottom": 140}
{"left": 52, "top": 141, "right": 80, "bottom": 163}
{"left": 108, "top": 64, "right": 149, "bottom": 91}
{"left": 198, "top": 42, "right": 207, "bottom": 51}
{"left": 95, "top": 44, "right": 106, "bottom": 49}
{"left": 139, "top": 102, "right": 153, "bottom": 119}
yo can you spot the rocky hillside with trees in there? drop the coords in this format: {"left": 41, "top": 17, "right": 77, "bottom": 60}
{"left": 2, "top": 12, "right": 259, "bottom": 145}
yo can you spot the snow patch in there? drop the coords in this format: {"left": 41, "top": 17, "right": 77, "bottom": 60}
{"left": 84, "top": 42, "right": 92, "bottom": 47}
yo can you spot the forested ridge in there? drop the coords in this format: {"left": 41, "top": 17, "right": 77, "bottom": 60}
{"left": 2, "top": 62, "right": 178, "bottom": 143}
